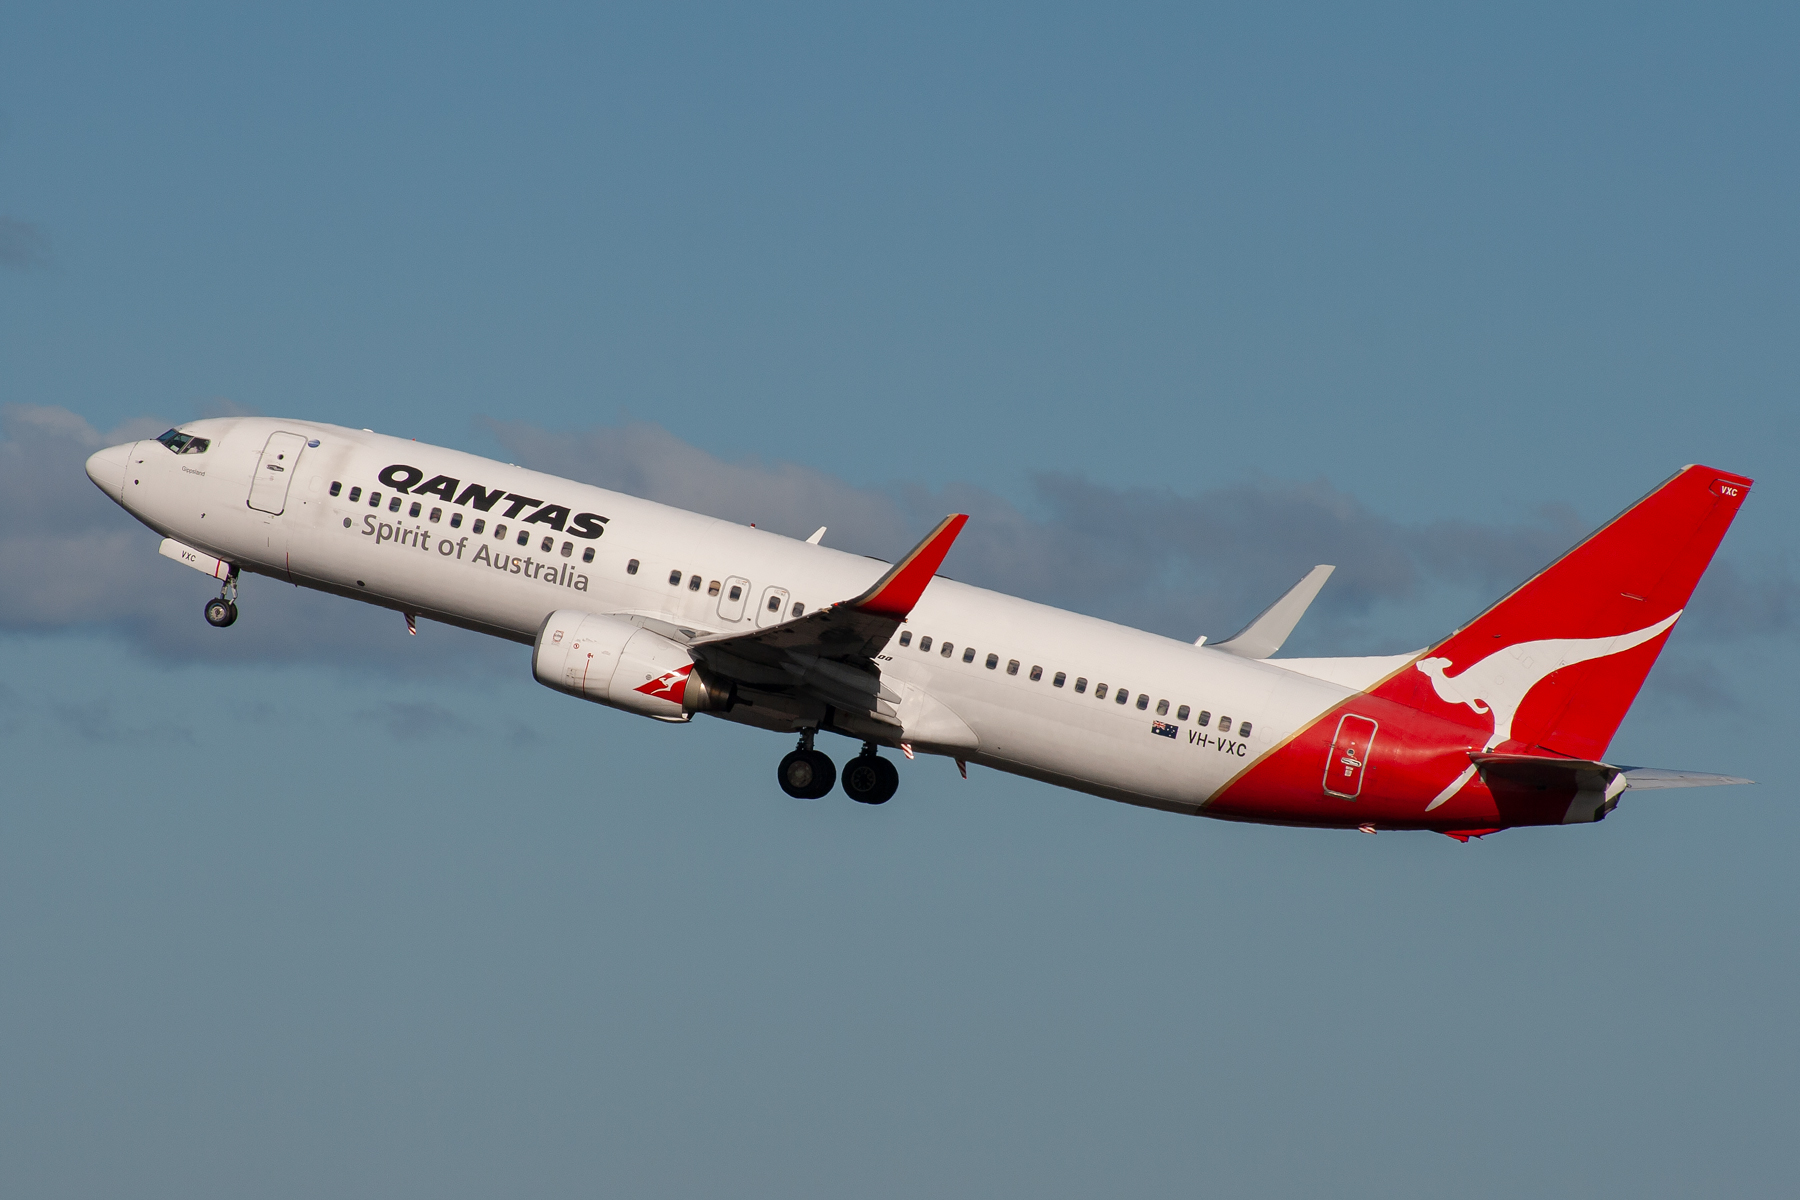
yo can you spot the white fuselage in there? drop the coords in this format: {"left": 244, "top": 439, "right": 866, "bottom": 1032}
{"left": 103, "top": 417, "right": 1371, "bottom": 815}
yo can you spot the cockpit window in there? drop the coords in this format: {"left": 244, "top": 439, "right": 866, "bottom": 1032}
{"left": 155, "top": 429, "right": 210, "bottom": 455}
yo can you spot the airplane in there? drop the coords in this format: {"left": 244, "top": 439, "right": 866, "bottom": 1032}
{"left": 84, "top": 418, "right": 1753, "bottom": 839}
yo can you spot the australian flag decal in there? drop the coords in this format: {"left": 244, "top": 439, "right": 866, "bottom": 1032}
{"left": 1151, "top": 720, "right": 1178, "bottom": 739}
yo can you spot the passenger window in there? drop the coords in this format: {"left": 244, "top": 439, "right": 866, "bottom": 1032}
{"left": 1136, "top": 694, "right": 1149, "bottom": 710}
{"left": 627, "top": 558, "right": 639, "bottom": 574}
{"left": 791, "top": 602, "right": 804, "bottom": 617}
{"left": 540, "top": 536, "right": 553, "bottom": 552}
{"left": 986, "top": 653, "right": 998, "bottom": 669}
{"left": 1047, "top": 670, "right": 1061, "bottom": 686}
{"left": 329, "top": 481, "right": 342, "bottom": 497}
{"left": 561, "top": 542, "right": 573, "bottom": 557}
{"left": 517, "top": 530, "right": 529, "bottom": 546}
{"left": 389, "top": 496, "right": 402, "bottom": 512}
{"left": 1218, "top": 717, "right": 1232, "bottom": 734}
{"left": 582, "top": 547, "right": 595, "bottom": 563}
{"left": 728, "top": 583, "right": 742, "bottom": 601}
{"left": 942, "top": 642, "right": 954, "bottom": 658}
{"left": 669, "top": 570, "right": 683, "bottom": 585}
{"left": 1095, "top": 683, "right": 1108, "bottom": 699}
{"left": 1155, "top": 699, "right": 1168, "bottom": 715}
{"left": 963, "top": 647, "right": 976, "bottom": 663}
{"left": 708, "top": 581, "right": 721, "bottom": 596}
{"left": 899, "top": 631, "right": 913, "bottom": 647}
{"left": 919, "top": 636, "right": 932, "bottom": 652}
{"left": 473, "top": 519, "right": 486, "bottom": 534}
{"left": 1239, "top": 722, "right": 1253, "bottom": 738}
{"left": 450, "top": 512, "right": 462, "bottom": 528}
{"left": 690, "top": 574, "right": 702, "bottom": 590}
{"left": 409, "top": 501, "right": 422, "bottom": 517}
{"left": 369, "top": 491, "right": 381, "bottom": 506}
{"left": 1007, "top": 660, "right": 1020, "bottom": 676}
{"left": 1177, "top": 705, "right": 1190, "bottom": 721}
{"left": 1117, "top": 690, "right": 1130, "bottom": 706}
{"left": 348, "top": 486, "right": 362, "bottom": 502}
{"left": 429, "top": 507, "right": 442, "bottom": 523}
{"left": 767, "top": 594, "right": 780, "bottom": 611}
{"left": 1073, "top": 677, "right": 1086, "bottom": 693}
{"left": 1029, "top": 665, "right": 1042, "bottom": 681}
{"left": 1197, "top": 711, "right": 1211, "bottom": 727}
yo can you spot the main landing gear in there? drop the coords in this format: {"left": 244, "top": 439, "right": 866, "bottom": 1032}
{"left": 776, "top": 733, "right": 900, "bottom": 805}
{"left": 777, "top": 729, "right": 837, "bottom": 800}
{"left": 841, "top": 743, "right": 899, "bottom": 806}
{"left": 203, "top": 568, "right": 240, "bottom": 628}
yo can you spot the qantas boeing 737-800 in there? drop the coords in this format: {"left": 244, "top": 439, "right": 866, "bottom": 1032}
{"left": 84, "top": 418, "right": 1752, "bottom": 838}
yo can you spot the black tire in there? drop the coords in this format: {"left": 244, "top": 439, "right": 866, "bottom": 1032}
{"left": 778, "top": 749, "right": 836, "bottom": 800}
{"left": 870, "top": 755, "right": 899, "bottom": 803}
{"left": 842, "top": 753, "right": 898, "bottom": 805}
{"left": 204, "top": 598, "right": 238, "bottom": 628}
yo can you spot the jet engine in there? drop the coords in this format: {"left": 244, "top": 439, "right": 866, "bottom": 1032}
{"left": 533, "top": 610, "right": 732, "bottom": 721}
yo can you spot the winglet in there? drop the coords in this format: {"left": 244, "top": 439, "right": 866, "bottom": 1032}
{"left": 849, "top": 514, "right": 969, "bottom": 618}
{"left": 1214, "top": 565, "right": 1335, "bottom": 659}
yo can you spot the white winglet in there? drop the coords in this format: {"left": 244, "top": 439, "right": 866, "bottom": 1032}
{"left": 806, "top": 526, "right": 826, "bottom": 545}
{"left": 1213, "top": 565, "right": 1335, "bottom": 659}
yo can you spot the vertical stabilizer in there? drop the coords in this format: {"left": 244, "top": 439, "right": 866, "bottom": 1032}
{"left": 1371, "top": 466, "right": 1751, "bottom": 760}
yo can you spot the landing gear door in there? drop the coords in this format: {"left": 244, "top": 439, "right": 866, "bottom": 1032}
{"left": 716, "top": 576, "right": 751, "bottom": 622}
{"left": 1322, "top": 714, "right": 1378, "bottom": 800}
{"left": 756, "top": 585, "right": 790, "bottom": 628}
{"left": 247, "top": 432, "right": 310, "bottom": 515}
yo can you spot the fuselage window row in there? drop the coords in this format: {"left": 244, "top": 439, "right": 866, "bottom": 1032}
{"left": 887, "top": 634, "right": 1244, "bottom": 735}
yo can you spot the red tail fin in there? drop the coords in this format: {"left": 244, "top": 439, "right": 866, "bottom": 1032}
{"left": 1371, "top": 466, "right": 1752, "bottom": 760}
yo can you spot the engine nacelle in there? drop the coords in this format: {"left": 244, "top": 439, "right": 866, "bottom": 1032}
{"left": 533, "top": 610, "right": 732, "bottom": 721}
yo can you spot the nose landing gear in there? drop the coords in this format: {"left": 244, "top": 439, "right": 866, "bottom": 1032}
{"left": 841, "top": 743, "right": 899, "bottom": 806}
{"left": 203, "top": 568, "right": 240, "bottom": 628}
{"left": 777, "top": 729, "right": 837, "bottom": 800}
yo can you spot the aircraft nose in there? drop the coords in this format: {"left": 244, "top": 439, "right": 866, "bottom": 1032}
{"left": 85, "top": 441, "right": 133, "bottom": 505}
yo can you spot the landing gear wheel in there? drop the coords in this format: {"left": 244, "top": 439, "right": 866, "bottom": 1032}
{"left": 778, "top": 749, "right": 837, "bottom": 800}
{"left": 841, "top": 747, "right": 899, "bottom": 805}
{"left": 204, "top": 597, "right": 238, "bottom": 627}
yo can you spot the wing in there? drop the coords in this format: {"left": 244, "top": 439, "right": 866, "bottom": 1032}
{"left": 689, "top": 514, "right": 968, "bottom": 722}
{"left": 1212, "top": 565, "right": 1334, "bottom": 657}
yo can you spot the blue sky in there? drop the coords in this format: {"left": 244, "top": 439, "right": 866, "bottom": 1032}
{"left": 2, "top": 5, "right": 1797, "bottom": 1197}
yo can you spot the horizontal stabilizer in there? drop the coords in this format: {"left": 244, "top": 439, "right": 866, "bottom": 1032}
{"left": 1471, "top": 752, "right": 1753, "bottom": 791}
{"left": 1213, "top": 565, "right": 1334, "bottom": 659}
{"left": 1618, "top": 767, "right": 1755, "bottom": 790}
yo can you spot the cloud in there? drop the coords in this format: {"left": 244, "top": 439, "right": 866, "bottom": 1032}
{"left": 0, "top": 216, "right": 50, "bottom": 270}
{"left": 46, "top": 697, "right": 195, "bottom": 746}
{"left": 480, "top": 417, "right": 1610, "bottom": 650}
{"left": 357, "top": 700, "right": 540, "bottom": 745}
{"left": 3, "top": 406, "right": 1787, "bottom": 688}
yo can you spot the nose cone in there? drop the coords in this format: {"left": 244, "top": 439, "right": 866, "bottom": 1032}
{"left": 85, "top": 442, "right": 133, "bottom": 505}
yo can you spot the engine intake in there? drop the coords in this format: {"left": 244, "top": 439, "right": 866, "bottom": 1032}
{"left": 533, "top": 610, "right": 731, "bottom": 721}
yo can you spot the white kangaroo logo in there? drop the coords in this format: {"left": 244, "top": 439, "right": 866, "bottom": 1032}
{"left": 1417, "top": 611, "right": 1680, "bottom": 810}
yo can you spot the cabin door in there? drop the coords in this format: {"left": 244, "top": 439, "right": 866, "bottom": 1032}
{"left": 1322, "top": 714, "right": 1379, "bottom": 800}
{"left": 247, "top": 432, "right": 310, "bottom": 515}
